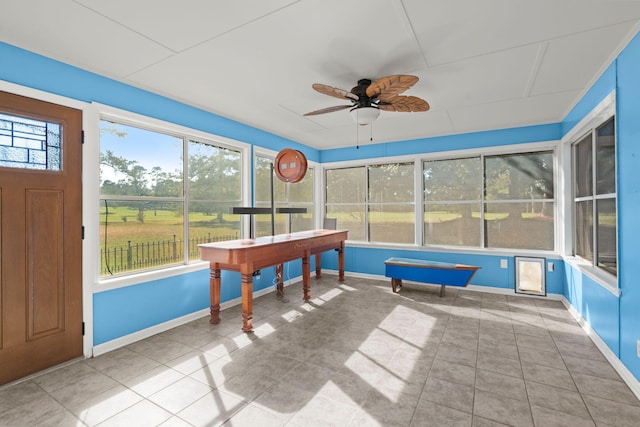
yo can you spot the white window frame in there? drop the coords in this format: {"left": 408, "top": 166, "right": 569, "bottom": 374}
{"left": 323, "top": 142, "right": 559, "bottom": 256}
{"left": 324, "top": 159, "right": 417, "bottom": 245}
{"left": 89, "top": 103, "right": 251, "bottom": 292}
{"left": 561, "top": 91, "right": 618, "bottom": 295}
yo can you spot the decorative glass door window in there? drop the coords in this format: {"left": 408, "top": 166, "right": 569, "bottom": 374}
{"left": 0, "top": 113, "right": 61, "bottom": 170}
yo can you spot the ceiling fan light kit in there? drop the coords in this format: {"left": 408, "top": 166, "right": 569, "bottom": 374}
{"left": 350, "top": 106, "right": 380, "bottom": 126}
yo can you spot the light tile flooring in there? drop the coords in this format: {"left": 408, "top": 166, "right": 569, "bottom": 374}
{"left": 1, "top": 276, "right": 640, "bottom": 426}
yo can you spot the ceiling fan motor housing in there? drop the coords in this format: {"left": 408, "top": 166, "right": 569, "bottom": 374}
{"left": 352, "top": 79, "right": 375, "bottom": 107}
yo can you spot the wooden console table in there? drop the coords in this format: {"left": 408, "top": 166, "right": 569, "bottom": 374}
{"left": 199, "top": 229, "right": 347, "bottom": 332}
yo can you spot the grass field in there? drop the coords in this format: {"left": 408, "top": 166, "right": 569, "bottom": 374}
{"left": 98, "top": 206, "right": 567, "bottom": 275}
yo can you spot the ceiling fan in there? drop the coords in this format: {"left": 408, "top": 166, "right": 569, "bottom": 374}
{"left": 304, "top": 74, "right": 430, "bottom": 125}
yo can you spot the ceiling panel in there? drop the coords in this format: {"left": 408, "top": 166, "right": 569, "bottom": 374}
{"left": 449, "top": 91, "right": 581, "bottom": 134}
{"left": 425, "top": 44, "right": 541, "bottom": 110}
{"left": 404, "top": 0, "right": 640, "bottom": 66}
{"left": 531, "top": 21, "right": 636, "bottom": 96}
{"left": 74, "top": 0, "right": 301, "bottom": 53}
{"left": 0, "top": 0, "right": 172, "bottom": 78}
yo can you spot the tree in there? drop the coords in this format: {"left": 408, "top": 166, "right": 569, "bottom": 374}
{"left": 188, "top": 143, "right": 241, "bottom": 222}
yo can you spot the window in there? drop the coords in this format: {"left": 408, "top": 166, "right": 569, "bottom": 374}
{"left": 573, "top": 117, "right": 616, "bottom": 276}
{"left": 325, "top": 167, "right": 366, "bottom": 241}
{"left": 254, "top": 155, "right": 314, "bottom": 237}
{"left": 484, "top": 151, "right": 554, "bottom": 250}
{"left": 423, "top": 151, "right": 554, "bottom": 250}
{"left": 325, "top": 162, "right": 415, "bottom": 244}
{"left": 423, "top": 157, "right": 482, "bottom": 247}
{"left": 0, "top": 112, "right": 61, "bottom": 170}
{"left": 99, "top": 119, "right": 242, "bottom": 276}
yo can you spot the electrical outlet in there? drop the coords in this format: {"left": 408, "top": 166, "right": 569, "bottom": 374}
{"left": 548, "top": 262, "right": 554, "bottom": 272}
{"left": 500, "top": 259, "right": 508, "bottom": 269}
{"left": 637, "top": 339, "right": 640, "bottom": 358}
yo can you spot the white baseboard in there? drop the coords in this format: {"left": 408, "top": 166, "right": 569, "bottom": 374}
{"left": 559, "top": 296, "right": 640, "bottom": 401}
{"left": 92, "top": 275, "right": 302, "bottom": 356}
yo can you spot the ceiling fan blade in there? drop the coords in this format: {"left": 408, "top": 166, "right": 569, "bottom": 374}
{"left": 366, "top": 75, "right": 419, "bottom": 101}
{"left": 304, "top": 104, "right": 352, "bottom": 116}
{"left": 312, "top": 83, "right": 359, "bottom": 101}
{"left": 378, "top": 96, "right": 430, "bottom": 112}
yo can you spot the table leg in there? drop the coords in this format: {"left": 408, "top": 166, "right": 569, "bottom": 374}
{"left": 209, "top": 268, "right": 221, "bottom": 324}
{"left": 337, "top": 246, "right": 345, "bottom": 282}
{"left": 241, "top": 271, "right": 254, "bottom": 332}
{"left": 302, "top": 254, "right": 311, "bottom": 301}
{"left": 315, "top": 253, "right": 322, "bottom": 279}
{"left": 275, "top": 263, "right": 284, "bottom": 298}
{"left": 391, "top": 278, "right": 402, "bottom": 293}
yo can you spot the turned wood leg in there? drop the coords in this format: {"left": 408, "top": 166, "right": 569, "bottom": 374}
{"left": 337, "top": 246, "right": 345, "bottom": 282}
{"left": 241, "top": 272, "right": 254, "bottom": 332}
{"left": 209, "top": 268, "right": 221, "bottom": 324}
{"left": 275, "top": 263, "right": 284, "bottom": 298}
{"left": 315, "top": 253, "right": 322, "bottom": 279}
{"left": 302, "top": 255, "right": 311, "bottom": 301}
{"left": 391, "top": 278, "right": 403, "bottom": 293}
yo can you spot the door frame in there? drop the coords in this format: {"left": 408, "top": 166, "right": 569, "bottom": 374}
{"left": 0, "top": 80, "right": 95, "bottom": 358}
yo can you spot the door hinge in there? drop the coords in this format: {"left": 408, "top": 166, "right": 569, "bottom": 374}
{"left": 82, "top": 322, "right": 85, "bottom": 336}
{"left": 81, "top": 130, "right": 85, "bottom": 144}
{"left": 81, "top": 226, "right": 85, "bottom": 240}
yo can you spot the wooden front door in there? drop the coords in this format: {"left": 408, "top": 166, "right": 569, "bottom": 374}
{"left": 0, "top": 91, "right": 83, "bottom": 385}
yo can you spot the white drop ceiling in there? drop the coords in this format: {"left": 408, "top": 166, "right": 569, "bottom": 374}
{"left": 2, "top": 0, "right": 639, "bottom": 149}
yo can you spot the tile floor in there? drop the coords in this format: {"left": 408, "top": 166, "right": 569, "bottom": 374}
{"left": 1, "top": 276, "right": 639, "bottom": 426}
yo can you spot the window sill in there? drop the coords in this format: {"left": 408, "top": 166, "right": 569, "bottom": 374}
{"left": 563, "top": 256, "right": 619, "bottom": 297}
{"left": 94, "top": 261, "right": 210, "bottom": 293}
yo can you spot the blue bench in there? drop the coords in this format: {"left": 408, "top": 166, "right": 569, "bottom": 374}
{"left": 384, "top": 257, "right": 480, "bottom": 297}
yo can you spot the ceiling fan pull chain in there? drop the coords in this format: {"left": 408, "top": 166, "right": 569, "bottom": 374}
{"left": 356, "top": 111, "right": 360, "bottom": 150}
{"left": 356, "top": 110, "right": 360, "bottom": 149}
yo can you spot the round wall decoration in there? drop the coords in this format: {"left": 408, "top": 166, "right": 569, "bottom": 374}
{"left": 274, "top": 148, "right": 308, "bottom": 183}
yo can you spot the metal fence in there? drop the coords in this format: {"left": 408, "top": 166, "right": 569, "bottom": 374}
{"left": 100, "top": 233, "right": 238, "bottom": 276}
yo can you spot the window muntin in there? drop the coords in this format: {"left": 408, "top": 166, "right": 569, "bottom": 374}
{"left": 99, "top": 119, "right": 242, "bottom": 276}
{"left": 0, "top": 112, "right": 62, "bottom": 170}
{"left": 573, "top": 117, "right": 617, "bottom": 276}
{"left": 254, "top": 155, "right": 314, "bottom": 237}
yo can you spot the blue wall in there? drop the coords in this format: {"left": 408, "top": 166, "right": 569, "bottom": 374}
{"left": 615, "top": 32, "right": 640, "bottom": 378}
{"left": 93, "top": 263, "right": 305, "bottom": 345}
{"left": 330, "top": 246, "right": 564, "bottom": 295}
{"left": 559, "top": 32, "right": 640, "bottom": 381}
{"left": 3, "top": 34, "right": 640, "bottom": 382}
{"left": 321, "top": 123, "right": 561, "bottom": 163}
